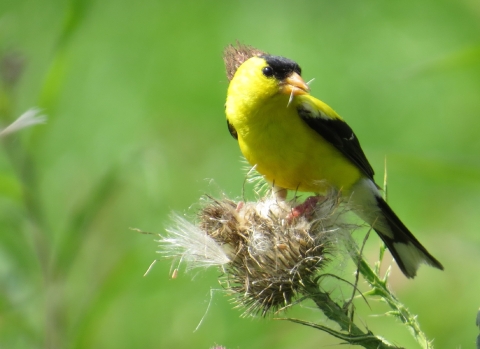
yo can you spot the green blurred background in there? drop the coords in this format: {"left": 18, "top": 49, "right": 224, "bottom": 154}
{"left": 0, "top": 0, "right": 479, "bottom": 348}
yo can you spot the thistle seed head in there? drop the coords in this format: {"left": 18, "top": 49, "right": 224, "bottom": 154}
{"left": 159, "top": 191, "right": 352, "bottom": 317}
{"left": 198, "top": 193, "right": 346, "bottom": 316}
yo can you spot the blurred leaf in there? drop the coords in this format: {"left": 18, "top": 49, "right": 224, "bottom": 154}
{"left": 58, "top": 0, "right": 93, "bottom": 49}
{"left": 53, "top": 165, "right": 121, "bottom": 278}
{"left": 38, "top": 0, "right": 92, "bottom": 113}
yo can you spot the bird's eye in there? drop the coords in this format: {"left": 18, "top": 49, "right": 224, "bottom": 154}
{"left": 262, "top": 66, "right": 274, "bottom": 77}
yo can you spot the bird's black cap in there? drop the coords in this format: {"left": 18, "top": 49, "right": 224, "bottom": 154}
{"left": 261, "top": 55, "right": 302, "bottom": 80}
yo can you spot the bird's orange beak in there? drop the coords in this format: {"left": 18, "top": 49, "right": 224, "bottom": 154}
{"left": 280, "top": 72, "right": 310, "bottom": 96}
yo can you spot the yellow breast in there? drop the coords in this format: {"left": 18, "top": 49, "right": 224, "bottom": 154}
{"left": 228, "top": 93, "right": 362, "bottom": 194}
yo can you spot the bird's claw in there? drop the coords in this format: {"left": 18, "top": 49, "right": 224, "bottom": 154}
{"left": 287, "top": 195, "right": 324, "bottom": 222}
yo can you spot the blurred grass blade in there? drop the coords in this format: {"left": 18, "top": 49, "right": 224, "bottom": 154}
{"left": 69, "top": 249, "right": 138, "bottom": 349}
{"left": 57, "top": 0, "right": 93, "bottom": 49}
{"left": 38, "top": 0, "right": 92, "bottom": 113}
{"left": 53, "top": 166, "right": 120, "bottom": 277}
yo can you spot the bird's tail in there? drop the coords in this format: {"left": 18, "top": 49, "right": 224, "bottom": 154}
{"left": 349, "top": 179, "right": 444, "bottom": 278}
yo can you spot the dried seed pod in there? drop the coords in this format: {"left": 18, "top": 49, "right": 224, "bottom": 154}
{"left": 198, "top": 194, "right": 344, "bottom": 316}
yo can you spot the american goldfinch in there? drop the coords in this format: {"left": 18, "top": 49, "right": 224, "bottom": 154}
{"left": 225, "top": 54, "right": 443, "bottom": 278}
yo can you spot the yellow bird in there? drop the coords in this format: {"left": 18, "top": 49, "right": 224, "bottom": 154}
{"left": 225, "top": 54, "right": 443, "bottom": 278}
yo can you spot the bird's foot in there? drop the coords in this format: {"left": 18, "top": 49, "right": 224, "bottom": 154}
{"left": 236, "top": 201, "right": 245, "bottom": 212}
{"left": 287, "top": 195, "right": 325, "bottom": 222}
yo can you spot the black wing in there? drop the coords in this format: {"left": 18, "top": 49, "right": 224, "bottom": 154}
{"left": 227, "top": 119, "right": 238, "bottom": 140}
{"left": 298, "top": 106, "right": 375, "bottom": 180}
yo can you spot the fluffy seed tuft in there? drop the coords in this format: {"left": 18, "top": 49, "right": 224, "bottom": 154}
{"left": 223, "top": 42, "right": 266, "bottom": 81}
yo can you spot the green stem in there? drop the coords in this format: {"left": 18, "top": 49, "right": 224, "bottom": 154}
{"left": 292, "top": 278, "right": 399, "bottom": 349}
{"left": 350, "top": 245, "right": 433, "bottom": 349}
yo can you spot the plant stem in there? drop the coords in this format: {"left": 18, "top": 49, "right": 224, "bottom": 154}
{"left": 298, "top": 278, "right": 399, "bottom": 349}
{"left": 350, "top": 245, "right": 433, "bottom": 349}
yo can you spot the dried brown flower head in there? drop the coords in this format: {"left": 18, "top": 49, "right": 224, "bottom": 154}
{"left": 223, "top": 42, "right": 266, "bottom": 81}
{"left": 158, "top": 185, "right": 353, "bottom": 316}
{"left": 198, "top": 192, "right": 346, "bottom": 316}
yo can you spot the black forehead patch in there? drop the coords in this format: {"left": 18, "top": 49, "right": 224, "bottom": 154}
{"left": 261, "top": 55, "right": 302, "bottom": 80}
